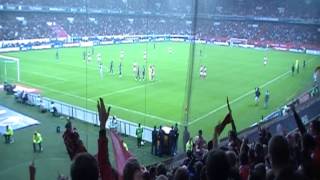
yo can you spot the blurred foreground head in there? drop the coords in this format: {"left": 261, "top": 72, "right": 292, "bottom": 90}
{"left": 71, "top": 152, "right": 98, "bottom": 180}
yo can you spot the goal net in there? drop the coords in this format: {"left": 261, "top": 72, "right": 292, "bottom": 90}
{"left": 229, "top": 38, "right": 248, "bottom": 46}
{"left": 0, "top": 55, "right": 20, "bottom": 83}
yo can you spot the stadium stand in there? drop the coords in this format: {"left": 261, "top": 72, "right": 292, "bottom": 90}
{"left": 2, "top": 0, "right": 320, "bottom": 18}
{"left": 1, "top": 12, "right": 319, "bottom": 49}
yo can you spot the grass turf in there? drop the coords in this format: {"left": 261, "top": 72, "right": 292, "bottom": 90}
{"left": 1, "top": 42, "right": 319, "bottom": 140}
{"left": 0, "top": 42, "right": 319, "bottom": 179}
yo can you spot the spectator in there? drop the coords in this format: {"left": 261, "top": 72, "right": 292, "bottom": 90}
{"left": 309, "top": 120, "right": 320, "bottom": 178}
{"left": 192, "top": 161, "right": 203, "bottom": 180}
{"left": 142, "top": 171, "right": 151, "bottom": 180}
{"left": 3, "top": 125, "right": 14, "bottom": 144}
{"left": 29, "top": 161, "right": 36, "bottom": 180}
{"left": 158, "top": 126, "right": 165, "bottom": 157}
{"left": 136, "top": 123, "right": 143, "bottom": 148}
{"left": 195, "top": 130, "right": 207, "bottom": 157}
{"left": 267, "top": 135, "right": 302, "bottom": 180}
{"left": 169, "top": 126, "right": 176, "bottom": 156}
{"left": 299, "top": 134, "right": 316, "bottom": 179}
{"left": 226, "top": 151, "right": 241, "bottom": 180}
{"left": 183, "top": 126, "right": 190, "bottom": 152}
{"left": 70, "top": 152, "right": 99, "bottom": 180}
{"left": 186, "top": 137, "right": 194, "bottom": 152}
{"left": 239, "top": 152, "right": 250, "bottom": 180}
{"left": 174, "top": 123, "right": 179, "bottom": 154}
{"left": 155, "top": 175, "right": 168, "bottom": 180}
{"left": 156, "top": 163, "right": 167, "bottom": 177}
{"left": 206, "top": 149, "right": 230, "bottom": 180}
{"left": 39, "top": 100, "right": 46, "bottom": 113}
{"left": 148, "top": 166, "right": 156, "bottom": 180}
{"left": 123, "top": 158, "right": 143, "bottom": 180}
{"left": 151, "top": 126, "right": 158, "bottom": 155}
{"left": 50, "top": 101, "right": 58, "bottom": 117}
{"left": 63, "top": 121, "right": 87, "bottom": 160}
{"left": 173, "top": 166, "right": 188, "bottom": 180}
{"left": 249, "top": 163, "right": 266, "bottom": 180}
{"left": 35, "top": 95, "right": 41, "bottom": 106}
{"left": 96, "top": 98, "right": 118, "bottom": 180}
{"left": 182, "top": 150, "right": 195, "bottom": 172}
{"left": 32, "top": 131, "right": 43, "bottom": 152}
{"left": 22, "top": 91, "right": 29, "bottom": 104}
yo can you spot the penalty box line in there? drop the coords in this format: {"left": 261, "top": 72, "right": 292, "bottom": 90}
{"left": 19, "top": 81, "right": 178, "bottom": 125}
{"left": 189, "top": 71, "right": 291, "bottom": 125}
{"left": 90, "top": 81, "right": 158, "bottom": 99}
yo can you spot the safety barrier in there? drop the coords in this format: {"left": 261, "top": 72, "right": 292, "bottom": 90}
{"left": 26, "top": 93, "right": 153, "bottom": 142}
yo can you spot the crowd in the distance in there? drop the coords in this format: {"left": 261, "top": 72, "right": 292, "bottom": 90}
{"left": 1, "top": 12, "right": 319, "bottom": 49}
{"left": 2, "top": 0, "right": 319, "bottom": 18}
{"left": 23, "top": 97, "right": 320, "bottom": 180}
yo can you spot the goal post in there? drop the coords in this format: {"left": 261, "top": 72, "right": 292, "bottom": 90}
{"left": 0, "top": 54, "right": 20, "bottom": 83}
{"left": 229, "top": 38, "right": 248, "bottom": 46}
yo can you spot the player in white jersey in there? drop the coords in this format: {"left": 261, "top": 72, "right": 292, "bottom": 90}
{"left": 200, "top": 65, "right": 204, "bottom": 79}
{"left": 99, "top": 62, "right": 104, "bottom": 79}
{"left": 87, "top": 52, "right": 92, "bottom": 62}
{"left": 120, "top": 50, "right": 125, "bottom": 61}
{"left": 263, "top": 56, "right": 268, "bottom": 66}
{"left": 148, "top": 65, "right": 152, "bottom": 81}
{"left": 97, "top": 53, "right": 102, "bottom": 63}
{"left": 143, "top": 51, "right": 147, "bottom": 63}
{"left": 133, "top": 63, "right": 137, "bottom": 77}
{"left": 203, "top": 66, "right": 207, "bottom": 79}
{"left": 151, "top": 65, "right": 156, "bottom": 81}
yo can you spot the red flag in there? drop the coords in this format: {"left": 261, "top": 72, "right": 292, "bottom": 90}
{"left": 227, "top": 97, "right": 231, "bottom": 113}
{"left": 216, "top": 112, "right": 233, "bottom": 136}
{"left": 227, "top": 97, "right": 237, "bottom": 134}
{"left": 110, "top": 130, "right": 133, "bottom": 178}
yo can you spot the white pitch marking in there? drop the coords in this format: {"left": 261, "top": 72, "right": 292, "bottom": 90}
{"left": 20, "top": 81, "right": 178, "bottom": 125}
{"left": 23, "top": 71, "right": 66, "bottom": 81}
{"left": 189, "top": 71, "right": 291, "bottom": 125}
{"left": 91, "top": 81, "right": 158, "bottom": 99}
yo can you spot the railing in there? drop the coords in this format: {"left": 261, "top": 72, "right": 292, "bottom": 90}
{"left": 26, "top": 93, "right": 153, "bottom": 142}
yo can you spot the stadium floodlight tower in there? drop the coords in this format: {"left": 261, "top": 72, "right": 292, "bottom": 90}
{"left": 0, "top": 54, "right": 20, "bottom": 82}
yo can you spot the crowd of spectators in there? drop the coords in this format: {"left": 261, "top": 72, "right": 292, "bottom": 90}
{"left": 206, "top": 0, "right": 320, "bottom": 19}
{"left": 1, "top": 12, "right": 319, "bottom": 49}
{"left": 198, "top": 21, "right": 320, "bottom": 48}
{"left": 2, "top": 0, "right": 319, "bottom": 19}
{"left": 0, "top": 13, "right": 55, "bottom": 40}
{"left": 26, "top": 97, "right": 320, "bottom": 180}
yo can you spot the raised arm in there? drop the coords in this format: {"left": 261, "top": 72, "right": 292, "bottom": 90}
{"left": 97, "top": 98, "right": 114, "bottom": 180}
{"left": 227, "top": 97, "right": 237, "bottom": 135}
{"left": 291, "top": 105, "right": 306, "bottom": 135}
{"left": 29, "top": 161, "right": 35, "bottom": 180}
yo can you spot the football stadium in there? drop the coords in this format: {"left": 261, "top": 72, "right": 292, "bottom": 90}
{"left": 0, "top": 0, "right": 320, "bottom": 180}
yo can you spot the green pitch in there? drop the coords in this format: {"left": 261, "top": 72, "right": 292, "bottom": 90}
{"left": 1, "top": 42, "right": 319, "bottom": 138}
